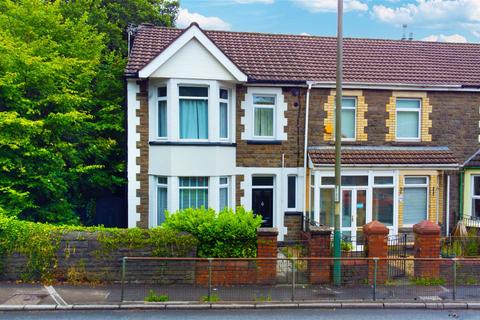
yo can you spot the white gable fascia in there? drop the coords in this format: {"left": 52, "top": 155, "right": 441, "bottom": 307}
{"left": 138, "top": 25, "right": 247, "bottom": 82}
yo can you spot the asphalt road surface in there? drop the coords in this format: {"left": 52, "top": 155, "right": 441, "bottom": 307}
{"left": 1, "top": 309, "right": 480, "bottom": 320}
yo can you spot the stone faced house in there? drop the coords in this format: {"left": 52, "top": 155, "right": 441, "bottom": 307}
{"left": 125, "top": 23, "right": 480, "bottom": 240}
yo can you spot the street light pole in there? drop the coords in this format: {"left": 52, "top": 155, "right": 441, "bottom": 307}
{"left": 333, "top": 0, "right": 343, "bottom": 286}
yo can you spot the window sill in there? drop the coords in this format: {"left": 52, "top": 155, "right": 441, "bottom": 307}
{"left": 149, "top": 141, "right": 236, "bottom": 147}
{"left": 246, "top": 140, "right": 282, "bottom": 145}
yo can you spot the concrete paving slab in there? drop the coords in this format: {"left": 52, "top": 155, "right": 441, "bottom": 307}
{"left": 71, "top": 304, "right": 120, "bottom": 310}
{"left": 23, "top": 304, "right": 56, "bottom": 310}
{"left": 0, "top": 305, "right": 25, "bottom": 311}
{"left": 120, "top": 303, "right": 166, "bottom": 309}
{"left": 425, "top": 302, "right": 443, "bottom": 309}
{"left": 467, "top": 302, "right": 480, "bottom": 309}
{"left": 298, "top": 302, "right": 341, "bottom": 309}
{"left": 443, "top": 302, "right": 468, "bottom": 309}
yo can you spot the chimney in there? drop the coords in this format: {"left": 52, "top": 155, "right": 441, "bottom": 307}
{"left": 401, "top": 24, "right": 407, "bottom": 40}
{"left": 409, "top": 32, "right": 414, "bottom": 41}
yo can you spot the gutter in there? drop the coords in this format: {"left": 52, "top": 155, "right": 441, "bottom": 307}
{"left": 302, "top": 82, "right": 313, "bottom": 222}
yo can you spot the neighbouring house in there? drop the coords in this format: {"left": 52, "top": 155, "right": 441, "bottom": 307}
{"left": 125, "top": 22, "right": 480, "bottom": 240}
{"left": 461, "top": 149, "right": 480, "bottom": 228}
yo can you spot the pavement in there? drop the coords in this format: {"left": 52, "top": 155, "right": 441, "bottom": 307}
{"left": 1, "top": 281, "right": 480, "bottom": 311}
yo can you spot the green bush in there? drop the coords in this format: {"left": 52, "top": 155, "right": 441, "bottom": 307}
{"left": 0, "top": 214, "right": 198, "bottom": 282}
{"left": 145, "top": 290, "right": 169, "bottom": 302}
{"left": 162, "top": 207, "right": 263, "bottom": 258}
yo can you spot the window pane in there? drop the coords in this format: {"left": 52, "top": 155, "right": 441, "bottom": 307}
{"left": 473, "top": 199, "right": 480, "bottom": 218}
{"left": 157, "top": 87, "right": 167, "bottom": 97}
{"left": 158, "top": 100, "right": 167, "bottom": 137}
{"left": 158, "top": 176, "right": 167, "bottom": 185}
{"left": 220, "top": 187, "right": 228, "bottom": 210}
{"left": 179, "top": 177, "right": 208, "bottom": 209}
{"left": 180, "top": 99, "right": 208, "bottom": 139}
{"left": 219, "top": 89, "right": 228, "bottom": 100}
{"left": 179, "top": 86, "right": 208, "bottom": 97}
{"left": 404, "top": 187, "right": 428, "bottom": 224}
{"left": 254, "top": 107, "right": 274, "bottom": 137}
{"left": 397, "top": 99, "right": 420, "bottom": 109}
{"left": 321, "top": 177, "right": 335, "bottom": 185}
{"left": 474, "top": 177, "right": 480, "bottom": 196}
{"left": 252, "top": 176, "right": 274, "bottom": 186}
{"left": 220, "top": 177, "right": 228, "bottom": 185}
{"left": 342, "top": 176, "right": 368, "bottom": 186}
{"left": 219, "top": 102, "right": 228, "bottom": 138}
{"left": 157, "top": 186, "right": 167, "bottom": 225}
{"left": 320, "top": 189, "right": 334, "bottom": 227}
{"left": 374, "top": 177, "right": 393, "bottom": 185}
{"left": 397, "top": 111, "right": 419, "bottom": 138}
{"left": 287, "top": 176, "right": 296, "bottom": 208}
{"left": 405, "top": 177, "right": 427, "bottom": 185}
{"left": 341, "top": 108, "right": 355, "bottom": 138}
{"left": 373, "top": 188, "right": 394, "bottom": 226}
{"left": 253, "top": 95, "right": 275, "bottom": 105}
{"left": 342, "top": 97, "right": 356, "bottom": 108}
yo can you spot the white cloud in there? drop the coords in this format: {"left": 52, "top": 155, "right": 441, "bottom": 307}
{"left": 293, "top": 0, "right": 368, "bottom": 13}
{"left": 372, "top": 0, "right": 480, "bottom": 26}
{"left": 234, "top": 0, "right": 274, "bottom": 3}
{"left": 177, "top": 8, "right": 231, "bottom": 30}
{"left": 300, "top": 32, "right": 311, "bottom": 35}
{"left": 422, "top": 33, "right": 468, "bottom": 43}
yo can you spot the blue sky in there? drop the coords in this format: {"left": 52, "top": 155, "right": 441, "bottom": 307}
{"left": 177, "top": 0, "right": 480, "bottom": 43}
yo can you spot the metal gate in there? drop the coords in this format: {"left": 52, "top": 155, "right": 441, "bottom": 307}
{"left": 387, "top": 234, "right": 407, "bottom": 278}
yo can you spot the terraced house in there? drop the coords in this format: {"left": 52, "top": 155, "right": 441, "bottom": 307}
{"left": 125, "top": 22, "right": 480, "bottom": 241}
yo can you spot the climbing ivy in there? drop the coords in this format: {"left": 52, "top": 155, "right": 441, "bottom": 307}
{"left": 0, "top": 214, "right": 198, "bottom": 282}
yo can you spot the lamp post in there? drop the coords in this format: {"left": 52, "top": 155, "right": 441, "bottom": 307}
{"left": 333, "top": 0, "right": 343, "bottom": 286}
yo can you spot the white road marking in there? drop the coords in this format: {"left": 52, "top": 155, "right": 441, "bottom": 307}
{"left": 440, "top": 285, "right": 450, "bottom": 293}
{"left": 44, "top": 285, "right": 68, "bottom": 306}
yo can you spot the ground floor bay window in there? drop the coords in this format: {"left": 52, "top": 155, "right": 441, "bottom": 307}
{"left": 314, "top": 171, "right": 397, "bottom": 239}
{"left": 151, "top": 175, "right": 234, "bottom": 227}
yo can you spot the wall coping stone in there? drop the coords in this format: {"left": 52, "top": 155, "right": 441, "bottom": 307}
{"left": 363, "top": 220, "right": 389, "bottom": 235}
{"left": 413, "top": 220, "right": 441, "bottom": 235}
{"left": 257, "top": 228, "right": 278, "bottom": 236}
{"left": 309, "top": 226, "right": 332, "bottom": 235}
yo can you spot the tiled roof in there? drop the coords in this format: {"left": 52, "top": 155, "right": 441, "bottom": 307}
{"left": 308, "top": 146, "right": 458, "bottom": 166}
{"left": 126, "top": 23, "right": 480, "bottom": 86}
{"left": 463, "top": 149, "right": 480, "bottom": 167}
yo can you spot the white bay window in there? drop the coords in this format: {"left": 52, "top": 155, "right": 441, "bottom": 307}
{"left": 179, "top": 86, "right": 209, "bottom": 140}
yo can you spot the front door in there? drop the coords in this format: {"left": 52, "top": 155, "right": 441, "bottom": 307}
{"left": 341, "top": 189, "right": 367, "bottom": 243}
{"left": 252, "top": 188, "right": 273, "bottom": 227}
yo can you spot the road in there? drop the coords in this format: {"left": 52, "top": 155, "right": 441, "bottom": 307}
{"left": 1, "top": 309, "right": 479, "bottom": 320}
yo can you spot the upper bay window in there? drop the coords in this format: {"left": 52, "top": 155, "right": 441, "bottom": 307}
{"left": 179, "top": 86, "right": 209, "bottom": 140}
{"left": 253, "top": 95, "right": 275, "bottom": 138}
{"left": 219, "top": 88, "right": 229, "bottom": 139}
{"left": 396, "top": 98, "right": 421, "bottom": 140}
{"left": 157, "top": 87, "right": 167, "bottom": 138}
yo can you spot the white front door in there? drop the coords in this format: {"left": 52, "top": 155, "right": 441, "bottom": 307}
{"left": 341, "top": 188, "right": 367, "bottom": 242}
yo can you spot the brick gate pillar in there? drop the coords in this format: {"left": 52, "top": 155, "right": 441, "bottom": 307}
{"left": 363, "top": 220, "right": 389, "bottom": 284}
{"left": 413, "top": 220, "right": 441, "bottom": 279}
{"left": 257, "top": 227, "right": 278, "bottom": 284}
{"left": 308, "top": 226, "right": 332, "bottom": 284}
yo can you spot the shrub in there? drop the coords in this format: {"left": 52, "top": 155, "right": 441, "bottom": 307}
{"left": 162, "top": 207, "right": 263, "bottom": 258}
{"left": 145, "top": 290, "right": 169, "bottom": 302}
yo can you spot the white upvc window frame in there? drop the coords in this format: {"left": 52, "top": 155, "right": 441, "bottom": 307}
{"left": 252, "top": 94, "right": 276, "bottom": 140}
{"left": 471, "top": 175, "right": 480, "bottom": 218}
{"left": 219, "top": 87, "right": 229, "bottom": 141}
{"left": 395, "top": 98, "right": 422, "bottom": 142}
{"left": 178, "top": 176, "right": 209, "bottom": 209}
{"left": 156, "top": 176, "right": 168, "bottom": 226}
{"left": 156, "top": 86, "right": 168, "bottom": 139}
{"left": 402, "top": 176, "right": 429, "bottom": 227}
{"left": 178, "top": 84, "right": 210, "bottom": 142}
{"left": 219, "top": 176, "right": 229, "bottom": 210}
{"left": 335, "top": 96, "right": 357, "bottom": 141}
{"left": 287, "top": 174, "right": 297, "bottom": 210}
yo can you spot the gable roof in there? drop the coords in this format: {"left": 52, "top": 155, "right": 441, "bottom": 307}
{"left": 126, "top": 23, "right": 480, "bottom": 87}
{"left": 463, "top": 148, "right": 480, "bottom": 167}
{"left": 308, "top": 146, "right": 458, "bottom": 167}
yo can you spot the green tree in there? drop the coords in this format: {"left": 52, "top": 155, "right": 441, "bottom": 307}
{"left": 0, "top": 0, "right": 178, "bottom": 224}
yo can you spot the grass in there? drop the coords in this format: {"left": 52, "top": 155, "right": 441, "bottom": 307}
{"left": 145, "top": 290, "right": 169, "bottom": 302}
{"left": 201, "top": 294, "right": 220, "bottom": 302}
{"left": 411, "top": 277, "right": 446, "bottom": 286}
